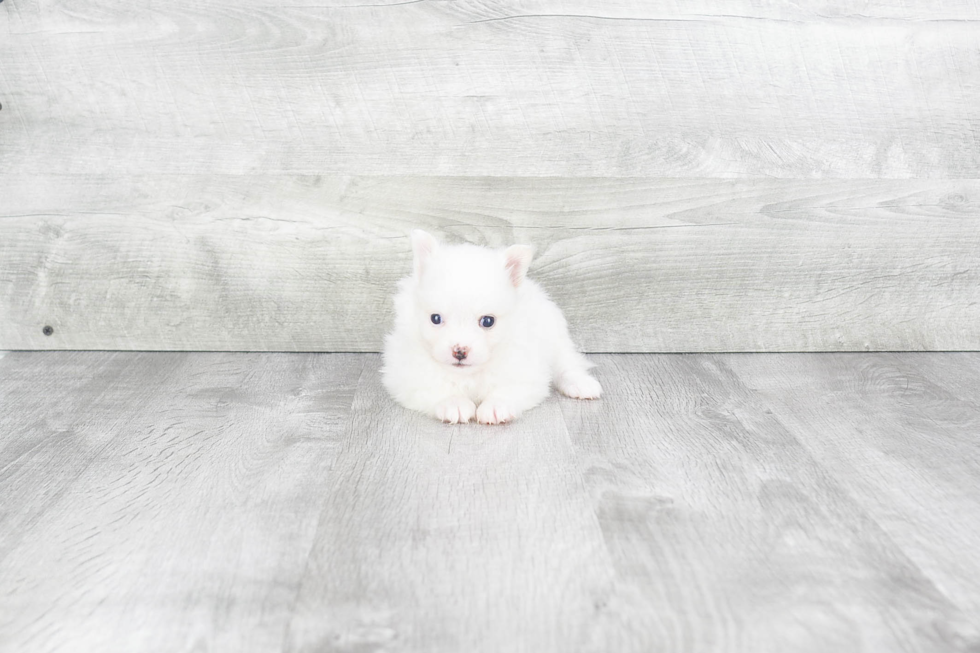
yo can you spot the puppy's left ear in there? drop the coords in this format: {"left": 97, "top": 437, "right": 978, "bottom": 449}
{"left": 503, "top": 244, "right": 534, "bottom": 287}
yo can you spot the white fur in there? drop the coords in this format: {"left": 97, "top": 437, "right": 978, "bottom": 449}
{"left": 382, "top": 231, "right": 601, "bottom": 424}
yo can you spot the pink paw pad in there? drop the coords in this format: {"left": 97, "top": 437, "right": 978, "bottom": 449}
{"left": 559, "top": 373, "right": 602, "bottom": 400}
{"left": 476, "top": 400, "right": 514, "bottom": 425}
{"left": 435, "top": 396, "right": 476, "bottom": 424}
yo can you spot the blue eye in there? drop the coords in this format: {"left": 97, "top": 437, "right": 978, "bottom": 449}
{"left": 430, "top": 314, "right": 442, "bottom": 325}
{"left": 479, "top": 315, "right": 495, "bottom": 328}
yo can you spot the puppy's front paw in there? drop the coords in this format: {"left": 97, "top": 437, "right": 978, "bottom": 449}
{"left": 558, "top": 372, "right": 602, "bottom": 400}
{"left": 476, "top": 398, "right": 515, "bottom": 425}
{"left": 434, "top": 396, "right": 476, "bottom": 424}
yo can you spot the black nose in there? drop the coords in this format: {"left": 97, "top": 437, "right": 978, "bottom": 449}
{"left": 453, "top": 348, "right": 467, "bottom": 361}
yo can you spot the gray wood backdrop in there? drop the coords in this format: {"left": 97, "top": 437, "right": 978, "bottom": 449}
{"left": 1, "top": 0, "right": 979, "bottom": 352}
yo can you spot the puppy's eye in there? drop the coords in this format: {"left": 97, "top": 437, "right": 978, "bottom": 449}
{"left": 430, "top": 314, "right": 442, "bottom": 325}
{"left": 479, "top": 315, "right": 495, "bottom": 329}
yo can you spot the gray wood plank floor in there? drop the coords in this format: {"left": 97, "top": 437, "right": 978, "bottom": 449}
{"left": 1, "top": 352, "right": 979, "bottom": 653}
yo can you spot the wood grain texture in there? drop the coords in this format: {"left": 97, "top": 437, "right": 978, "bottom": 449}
{"left": 2, "top": 175, "right": 978, "bottom": 352}
{"left": 559, "top": 354, "right": 980, "bottom": 652}
{"left": 1, "top": 1, "right": 979, "bottom": 177}
{"left": 3, "top": 0, "right": 980, "bottom": 352}
{"left": 0, "top": 351, "right": 364, "bottom": 652}
{"left": 3, "top": 351, "right": 980, "bottom": 652}
{"left": 286, "top": 356, "right": 614, "bottom": 652}
{"left": 726, "top": 352, "right": 980, "bottom": 615}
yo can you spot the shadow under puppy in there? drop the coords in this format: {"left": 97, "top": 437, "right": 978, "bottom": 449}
{"left": 382, "top": 230, "right": 601, "bottom": 425}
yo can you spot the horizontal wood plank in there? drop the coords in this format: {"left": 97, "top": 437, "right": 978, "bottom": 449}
{"left": 1, "top": 1, "right": 979, "bottom": 177}
{"left": 2, "top": 175, "right": 978, "bottom": 351}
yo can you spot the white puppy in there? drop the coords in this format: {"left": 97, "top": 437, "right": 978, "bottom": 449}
{"left": 382, "top": 230, "right": 601, "bottom": 425}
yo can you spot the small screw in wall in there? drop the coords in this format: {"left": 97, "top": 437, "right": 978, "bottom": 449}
{"left": 43, "top": 325, "right": 54, "bottom": 336}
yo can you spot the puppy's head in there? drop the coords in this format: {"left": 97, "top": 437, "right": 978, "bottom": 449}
{"left": 409, "top": 230, "right": 533, "bottom": 370}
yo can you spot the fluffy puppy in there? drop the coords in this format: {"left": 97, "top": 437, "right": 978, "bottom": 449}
{"left": 382, "top": 230, "right": 601, "bottom": 424}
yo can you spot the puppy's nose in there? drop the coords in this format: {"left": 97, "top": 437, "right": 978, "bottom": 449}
{"left": 452, "top": 346, "right": 468, "bottom": 361}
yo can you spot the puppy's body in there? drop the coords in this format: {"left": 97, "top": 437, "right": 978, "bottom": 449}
{"left": 382, "top": 231, "right": 601, "bottom": 424}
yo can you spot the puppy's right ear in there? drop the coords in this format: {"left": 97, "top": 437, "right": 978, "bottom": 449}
{"left": 411, "top": 230, "right": 439, "bottom": 277}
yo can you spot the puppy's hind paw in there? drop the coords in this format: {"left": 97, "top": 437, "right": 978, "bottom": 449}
{"left": 434, "top": 396, "right": 477, "bottom": 424}
{"left": 558, "top": 372, "right": 602, "bottom": 400}
{"left": 476, "top": 398, "right": 515, "bottom": 425}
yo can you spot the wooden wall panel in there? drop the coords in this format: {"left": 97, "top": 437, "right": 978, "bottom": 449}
{"left": 2, "top": 175, "right": 977, "bottom": 352}
{"left": 1, "top": 1, "right": 979, "bottom": 177}
{"left": 2, "top": 1, "right": 979, "bottom": 351}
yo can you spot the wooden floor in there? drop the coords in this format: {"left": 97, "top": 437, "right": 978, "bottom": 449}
{"left": 1, "top": 352, "right": 979, "bottom": 653}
